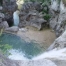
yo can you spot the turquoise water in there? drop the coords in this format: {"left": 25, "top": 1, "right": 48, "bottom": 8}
{"left": 0, "top": 33, "right": 44, "bottom": 59}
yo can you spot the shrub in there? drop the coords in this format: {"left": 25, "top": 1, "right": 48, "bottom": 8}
{"left": 43, "top": 14, "right": 51, "bottom": 21}
{"left": 0, "top": 44, "right": 12, "bottom": 56}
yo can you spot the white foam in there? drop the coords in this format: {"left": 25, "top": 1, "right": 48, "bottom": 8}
{"left": 8, "top": 49, "right": 28, "bottom": 60}
{"left": 32, "top": 48, "right": 66, "bottom": 60}
{"left": 13, "top": 10, "right": 20, "bottom": 26}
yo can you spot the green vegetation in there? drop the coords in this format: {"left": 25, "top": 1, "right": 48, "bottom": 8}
{"left": 63, "top": 20, "right": 66, "bottom": 25}
{"left": 43, "top": 14, "right": 51, "bottom": 21}
{"left": 0, "top": 29, "right": 12, "bottom": 56}
{"left": 63, "top": 0, "right": 66, "bottom": 4}
{"left": 0, "top": 44, "right": 12, "bottom": 56}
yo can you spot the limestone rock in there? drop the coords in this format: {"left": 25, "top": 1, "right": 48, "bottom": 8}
{"left": 0, "top": 54, "right": 17, "bottom": 66}
{"left": 48, "top": 30, "right": 66, "bottom": 50}
{"left": 2, "top": 21, "right": 9, "bottom": 28}
{"left": 19, "top": 2, "right": 47, "bottom": 30}
{"left": 0, "top": 13, "right": 5, "bottom": 18}
{"left": 51, "top": 59, "right": 66, "bottom": 66}
{"left": 3, "top": 0, "right": 17, "bottom": 19}
{"left": 5, "top": 26, "right": 19, "bottom": 32}
{"left": 16, "top": 59, "right": 57, "bottom": 66}
{"left": 0, "top": 13, "right": 5, "bottom": 29}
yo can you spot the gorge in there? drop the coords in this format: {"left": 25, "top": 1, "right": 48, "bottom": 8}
{"left": 0, "top": 0, "right": 66, "bottom": 66}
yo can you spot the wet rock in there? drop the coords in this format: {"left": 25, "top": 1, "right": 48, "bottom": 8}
{"left": 0, "top": 53, "right": 17, "bottom": 66}
{"left": 19, "top": 28, "right": 28, "bottom": 32}
{"left": 51, "top": 59, "right": 66, "bottom": 66}
{"left": 16, "top": 59, "right": 57, "bottom": 66}
{"left": 5, "top": 26, "right": 19, "bottom": 32}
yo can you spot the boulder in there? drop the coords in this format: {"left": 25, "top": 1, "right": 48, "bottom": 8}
{"left": 5, "top": 26, "right": 19, "bottom": 32}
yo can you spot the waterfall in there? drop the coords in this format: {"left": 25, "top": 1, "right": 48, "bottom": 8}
{"left": 60, "top": 0, "right": 65, "bottom": 13}
{"left": 13, "top": 10, "right": 20, "bottom": 26}
{"left": 51, "top": 0, "right": 59, "bottom": 11}
{"left": 32, "top": 48, "right": 66, "bottom": 60}
{"left": 8, "top": 49, "right": 28, "bottom": 60}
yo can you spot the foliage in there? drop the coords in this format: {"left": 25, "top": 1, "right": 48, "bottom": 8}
{"left": 63, "top": 20, "right": 66, "bottom": 25}
{"left": 0, "top": 44, "right": 12, "bottom": 56}
{"left": 43, "top": 14, "right": 51, "bottom": 21}
{"left": 63, "top": 0, "right": 66, "bottom": 4}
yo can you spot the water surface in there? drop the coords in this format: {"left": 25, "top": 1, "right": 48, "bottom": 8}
{"left": 0, "top": 33, "right": 45, "bottom": 59}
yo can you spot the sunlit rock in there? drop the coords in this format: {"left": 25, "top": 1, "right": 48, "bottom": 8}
{"left": 5, "top": 26, "right": 19, "bottom": 32}
{"left": 51, "top": 0, "right": 59, "bottom": 11}
{"left": 60, "top": 0, "right": 65, "bottom": 13}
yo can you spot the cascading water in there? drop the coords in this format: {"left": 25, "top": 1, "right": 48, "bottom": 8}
{"left": 33, "top": 31, "right": 66, "bottom": 60}
{"left": 13, "top": 10, "right": 20, "bottom": 26}
{"left": 2, "top": 0, "right": 66, "bottom": 66}
{"left": 31, "top": 0, "right": 66, "bottom": 62}
{"left": 32, "top": 48, "right": 66, "bottom": 60}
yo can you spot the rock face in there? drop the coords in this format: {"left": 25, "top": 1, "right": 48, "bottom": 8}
{"left": 0, "top": 53, "right": 57, "bottom": 66}
{"left": 3, "top": 0, "right": 17, "bottom": 19}
{"left": 48, "top": 30, "right": 66, "bottom": 50}
{"left": 0, "top": 53, "right": 18, "bottom": 66}
{"left": 2, "top": 21, "right": 9, "bottom": 28}
{"left": 15, "top": 59, "right": 57, "bottom": 66}
{"left": 0, "top": 6, "right": 9, "bottom": 29}
{"left": 19, "top": 2, "right": 47, "bottom": 30}
{"left": 49, "top": 0, "right": 66, "bottom": 37}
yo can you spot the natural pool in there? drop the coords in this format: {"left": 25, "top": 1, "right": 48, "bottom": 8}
{"left": 0, "top": 33, "right": 45, "bottom": 60}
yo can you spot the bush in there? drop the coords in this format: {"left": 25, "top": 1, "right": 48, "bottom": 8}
{"left": 43, "top": 14, "right": 51, "bottom": 21}
{"left": 0, "top": 44, "right": 12, "bottom": 56}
